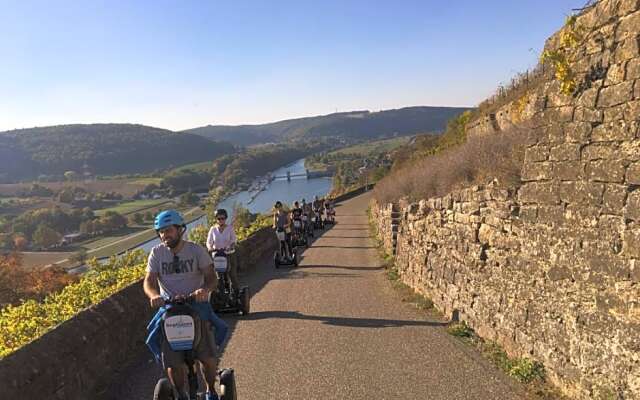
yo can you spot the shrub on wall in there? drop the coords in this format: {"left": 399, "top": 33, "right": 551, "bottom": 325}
{"left": 0, "top": 250, "right": 146, "bottom": 358}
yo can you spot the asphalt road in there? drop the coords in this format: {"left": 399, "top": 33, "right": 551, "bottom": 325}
{"left": 107, "top": 192, "right": 528, "bottom": 400}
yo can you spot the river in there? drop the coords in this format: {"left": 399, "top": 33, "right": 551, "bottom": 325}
{"left": 135, "top": 158, "right": 331, "bottom": 254}
{"left": 69, "top": 158, "right": 330, "bottom": 273}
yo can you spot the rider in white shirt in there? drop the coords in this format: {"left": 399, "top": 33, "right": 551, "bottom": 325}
{"left": 206, "top": 209, "right": 239, "bottom": 296}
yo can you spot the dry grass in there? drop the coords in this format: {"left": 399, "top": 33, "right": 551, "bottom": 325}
{"left": 373, "top": 127, "right": 529, "bottom": 204}
{"left": 475, "top": 65, "right": 551, "bottom": 118}
{"left": 0, "top": 179, "right": 147, "bottom": 197}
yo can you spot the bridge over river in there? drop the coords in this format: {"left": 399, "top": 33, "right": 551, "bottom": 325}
{"left": 270, "top": 168, "right": 334, "bottom": 181}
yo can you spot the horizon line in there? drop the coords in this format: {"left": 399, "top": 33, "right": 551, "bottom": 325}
{"left": 0, "top": 103, "right": 475, "bottom": 134}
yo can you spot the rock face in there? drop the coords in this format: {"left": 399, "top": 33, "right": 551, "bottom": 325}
{"left": 0, "top": 227, "right": 277, "bottom": 400}
{"left": 374, "top": 1, "right": 640, "bottom": 398}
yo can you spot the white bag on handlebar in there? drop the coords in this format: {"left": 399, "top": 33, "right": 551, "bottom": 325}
{"left": 293, "top": 220, "right": 301, "bottom": 229}
{"left": 276, "top": 230, "right": 286, "bottom": 241}
{"left": 213, "top": 256, "right": 228, "bottom": 272}
{"left": 302, "top": 215, "right": 308, "bottom": 222}
{"left": 164, "top": 315, "right": 195, "bottom": 351}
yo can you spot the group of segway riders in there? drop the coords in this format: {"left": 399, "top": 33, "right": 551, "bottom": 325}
{"left": 273, "top": 196, "right": 335, "bottom": 267}
{"left": 143, "top": 196, "right": 335, "bottom": 399}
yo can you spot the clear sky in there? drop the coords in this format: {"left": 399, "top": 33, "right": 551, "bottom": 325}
{"left": 0, "top": 0, "right": 587, "bottom": 132}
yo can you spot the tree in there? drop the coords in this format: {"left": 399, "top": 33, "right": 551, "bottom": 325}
{"left": 32, "top": 226, "right": 62, "bottom": 249}
{"left": 57, "top": 188, "right": 75, "bottom": 203}
{"left": 132, "top": 212, "right": 144, "bottom": 225}
{"left": 70, "top": 249, "right": 88, "bottom": 264}
{"left": 12, "top": 235, "right": 28, "bottom": 251}
{"left": 101, "top": 211, "right": 127, "bottom": 231}
{"left": 79, "top": 220, "right": 96, "bottom": 235}
{"left": 82, "top": 207, "right": 94, "bottom": 220}
{"left": 179, "top": 191, "right": 199, "bottom": 206}
{"left": 64, "top": 171, "right": 78, "bottom": 181}
{"left": 232, "top": 202, "right": 255, "bottom": 229}
{"left": 0, "top": 234, "right": 13, "bottom": 250}
{"left": 91, "top": 219, "right": 105, "bottom": 234}
{"left": 22, "top": 183, "right": 53, "bottom": 197}
{"left": 143, "top": 183, "right": 159, "bottom": 194}
{"left": 0, "top": 252, "right": 25, "bottom": 306}
{"left": 0, "top": 253, "right": 75, "bottom": 307}
{"left": 188, "top": 225, "right": 208, "bottom": 248}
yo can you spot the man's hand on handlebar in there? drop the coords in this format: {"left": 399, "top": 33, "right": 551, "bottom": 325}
{"left": 150, "top": 295, "right": 165, "bottom": 308}
{"left": 191, "top": 288, "right": 210, "bottom": 303}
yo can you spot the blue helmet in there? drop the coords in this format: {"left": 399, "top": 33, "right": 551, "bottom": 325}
{"left": 154, "top": 209, "right": 185, "bottom": 230}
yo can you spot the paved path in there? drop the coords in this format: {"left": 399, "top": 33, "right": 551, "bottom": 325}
{"left": 108, "top": 192, "right": 528, "bottom": 400}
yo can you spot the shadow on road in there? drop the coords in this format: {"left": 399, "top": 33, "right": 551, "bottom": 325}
{"left": 320, "top": 235, "right": 369, "bottom": 238}
{"left": 242, "top": 310, "right": 446, "bottom": 328}
{"left": 298, "top": 264, "right": 383, "bottom": 271}
{"left": 331, "top": 223, "right": 369, "bottom": 226}
{"left": 310, "top": 245, "right": 376, "bottom": 249}
{"left": 326, "top": 229, "right": 370, "bottom": 233}
{"left": 275, "top": 270, "right": 363, "bottom": 279}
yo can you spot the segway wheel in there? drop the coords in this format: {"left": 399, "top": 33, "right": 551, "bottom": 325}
{"left": 240, "top": 287, "right": 250, "bottom": 315}
{"left": 219, "top": 368, "right": 237, "bottom": 400}
{"left": 153, "top": 378, "right": 175, "bottom": 400}
{"left": 293, "top": 252, "right": 299, "bottom": 267}
{"left": 274, "top": 252, "right": 280, "bottom": 269}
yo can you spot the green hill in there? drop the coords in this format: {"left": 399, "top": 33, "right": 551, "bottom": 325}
{"left": 182, "top": 106, "right": 471, "bottom": 146}
{"left": 0, "top": 124, "right": 235, "bottom": 182}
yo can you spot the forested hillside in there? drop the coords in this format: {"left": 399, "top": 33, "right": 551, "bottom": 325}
{"left": 0, "top": 124, "right": 235, "bottom": 182}
{"left": 183, "top": 106, "right": 470, "bottom": 146}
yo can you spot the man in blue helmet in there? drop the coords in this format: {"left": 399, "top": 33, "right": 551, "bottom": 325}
{"left": 144, "top": 209, "right": 221, "bottom": 400}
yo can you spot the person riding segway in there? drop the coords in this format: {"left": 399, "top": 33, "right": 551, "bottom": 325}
{"left": 324, "top": 198, "right": 336, "bottom": 224}
{"left": 290, "top": 201, "right": 308, "bottom": 248}
{"left": 312, "top": 196, "right": 324, "bottom": 230}
{"left": 207, "top": 209, "right": 250, "bottom": 315}
{"left": 273, "top": 201, "right": 297, "bottom": 267}
{"left": 302, "top": 199, "right": 314, "bottom": 238}
{"left": 144, "top": 210, "right": 235, "bottom": 400}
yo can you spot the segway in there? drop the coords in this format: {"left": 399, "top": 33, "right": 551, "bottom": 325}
{"left": 325, "top": 208, "right": 335, "bottom": 225}
{"left": 313, "top": 209, "right": 324, "bottom": 230}
{"left": 302, "top": 214, "right": 314, "bottom": 238}
{"left": 291, "top": 219, "right": 308, "bottom": 248}
{"left": 153, "top": 296, "right": 237, "bottom": 400}
{"left": 274, "top": 228, "right": 298, "bottom": 268}
{"left": 209, "top": 248, "right": 250, "bottom": 316}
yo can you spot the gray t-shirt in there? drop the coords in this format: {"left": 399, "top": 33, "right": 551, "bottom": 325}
{"left": 146, "top": 241, "right": 213, "bottom": 298}
{"left": 275, "top": 212, "right": 288, "bottom": 229}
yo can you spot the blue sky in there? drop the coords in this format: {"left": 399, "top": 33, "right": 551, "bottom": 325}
{"left": 0, "top": 0, "right": 586, "bottom": 132}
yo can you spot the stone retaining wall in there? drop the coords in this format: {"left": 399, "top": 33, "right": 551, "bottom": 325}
{"left": 373, "top": 179, "right": 639, "bottom": 398}
{"left": 374, "top": 1, "right": 640, "bottom": 397}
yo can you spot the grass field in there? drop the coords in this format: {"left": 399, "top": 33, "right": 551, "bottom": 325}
{"left": 127, "top": 177, "right": 163, "bottom": 186}
{"left": 81, "top": 227, "right": 146, "bottom": 249}
{"left": 306, "top": 137, "right": 411, "bottom": 171}
{"left": 20, "top": 251, "right": 76, "bottom": 269}
{"left": 172, "top": 160, "right": 214, "bottom": 173}
{"left": 0, "top": 197, "right": 72, "bottom": 217}
{"left": 331, "top": 136, "right": 411, "bottom": 156}
{"left": 94, "top": 199, "right": 172, "bottom": 216}
{"left": 0, "top": 179, "right": 149, "bottom": 197}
